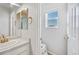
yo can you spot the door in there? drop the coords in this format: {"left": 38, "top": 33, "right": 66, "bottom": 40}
{"left": 67, "top": 4, "right": 79, "bottom": 55}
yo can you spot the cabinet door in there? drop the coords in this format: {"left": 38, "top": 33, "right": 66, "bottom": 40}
{"left": 18, "top": 50, "right": 30, "bottom": 55}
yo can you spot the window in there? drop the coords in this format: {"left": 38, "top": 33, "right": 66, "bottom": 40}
{"left": 45, "top": 10, "right": 58, "bottom": 28}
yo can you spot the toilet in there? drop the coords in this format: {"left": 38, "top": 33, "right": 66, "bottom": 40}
{"left": 41, "top": 43, "right": 48, "bottom": 55}
{"left": 40, "top": 38, "right": 48, "bottom": 55}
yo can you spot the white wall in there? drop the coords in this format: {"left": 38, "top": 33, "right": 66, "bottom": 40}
{"left": 41, "top": 3, "right": 67, "bottom": 55}
{"left": 16, "top": 3, "right": 41, "bottom": 55}
{"left": 0, "top": 6, "right": 10, "bottom": 35}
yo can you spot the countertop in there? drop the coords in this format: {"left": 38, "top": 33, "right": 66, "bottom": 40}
{"left": 0, "top": 38, "right": 29, "bottom": 53}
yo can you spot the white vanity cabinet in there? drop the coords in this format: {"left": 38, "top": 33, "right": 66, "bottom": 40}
{"left": 4, "top": 43, "right": 30, "bottom": 55}
{"left": 0, "top": 39, "right": 31, "bottom": 55}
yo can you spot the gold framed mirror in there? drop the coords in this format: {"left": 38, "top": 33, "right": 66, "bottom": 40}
{"left": 16, "top": 8, "right": 32, "bottom": 30}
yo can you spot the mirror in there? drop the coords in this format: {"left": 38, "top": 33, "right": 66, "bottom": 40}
{"left": 0, "top": 3, "right": 32, "bottom": 36}
{"left": 16, "top": 8, "right": 28, "bottom": 30}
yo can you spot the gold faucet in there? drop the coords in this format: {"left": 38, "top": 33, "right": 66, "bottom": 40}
{"left": 0, "top": 35, "right": 8, "bottom": 43}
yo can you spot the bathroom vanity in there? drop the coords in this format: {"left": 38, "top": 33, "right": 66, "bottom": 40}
{"left": 0, "top": 38, "right": 30, "bottom": 55}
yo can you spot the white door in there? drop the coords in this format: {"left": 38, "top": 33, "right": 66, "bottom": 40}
{"left": 67, "top": 4, "right": 79, "bottom": 55}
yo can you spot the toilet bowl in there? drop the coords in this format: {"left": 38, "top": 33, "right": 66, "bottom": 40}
{"left": 41, "top": 43, "right": 48, "bottom": 55}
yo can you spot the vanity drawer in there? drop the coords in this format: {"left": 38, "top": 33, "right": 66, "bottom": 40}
{"left": 4, "top": 44, "right": 30, "bottom": 55}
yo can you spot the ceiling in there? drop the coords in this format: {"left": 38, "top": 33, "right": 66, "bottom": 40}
{"left": 0, "top": 3, "right": 22, "bottom": 11}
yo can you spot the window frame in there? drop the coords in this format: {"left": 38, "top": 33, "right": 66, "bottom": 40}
{"left": 45, "top": 9, "right": 59, "bottom": 28}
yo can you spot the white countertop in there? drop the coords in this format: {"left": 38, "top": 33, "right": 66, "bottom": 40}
{"left": 0, "top": 38, "right": 29, "bottom": 53}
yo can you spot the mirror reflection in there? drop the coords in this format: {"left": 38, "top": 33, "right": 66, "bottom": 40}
{"left": 16, "top": 9, "right": 28, "bottom": 30}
